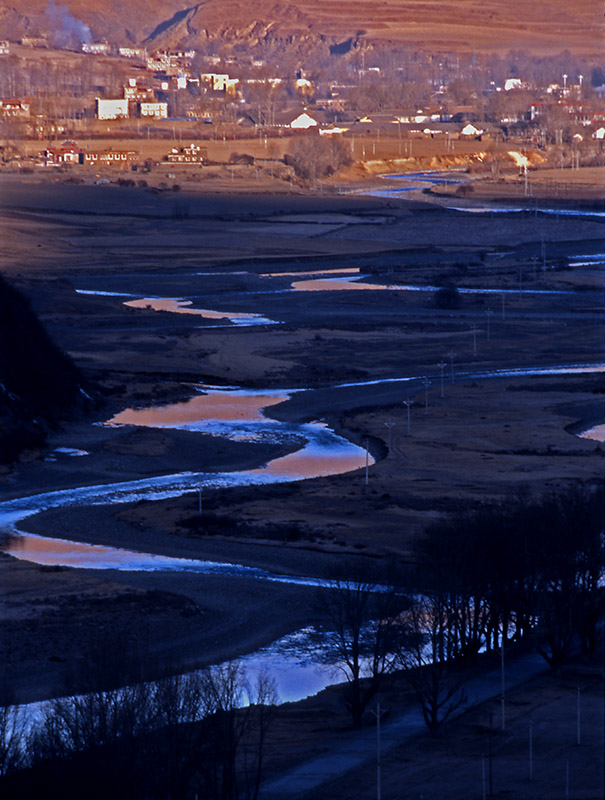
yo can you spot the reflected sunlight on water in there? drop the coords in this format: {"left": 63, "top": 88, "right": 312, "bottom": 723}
{"left": 107, "top": 390, "right": 289, "bottom": 426}
{"left": 254, "top": 433, "right": 370, "bottom": 480}
{"left": 292, "top": 276, "right": 393, "bottom": 291}
{"left": 578, "top": 424, "right": 605, "bottom": 442}
{"left": 1, "top": 386, "right": 371, "bottom": 572}
{"left": 124, "top": 297, "right": 277, "bottom": 326}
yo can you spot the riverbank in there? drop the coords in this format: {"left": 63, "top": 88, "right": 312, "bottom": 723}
{"left": 1, "top": 177, "right": 604, "bottom": 711}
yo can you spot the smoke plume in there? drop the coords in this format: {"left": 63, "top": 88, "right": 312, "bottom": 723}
{"left": 45, "top": 0, "right": 92, "bottom": 48}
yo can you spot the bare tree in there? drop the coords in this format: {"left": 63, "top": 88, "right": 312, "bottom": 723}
{"left": 314, "top": 572, "right": 408, "bottom": 728}
{"left": 150, "top": 672, "right": 209, "bottom": 800}
{"left": 20, "top": 662, "right": 276, "bottom": 800}
{"left": 198, "top": 663, "right": 277, "bottom": 800}
{"left": 0, "top": 702, "right": 26, "bottom": 778}
{"left": 28, "top": 679, "right": 156, "bottom": 798}
{"left": 285, "top": 135, "right": 352, "bottom": 183}
{"left": 398, "top": 593, "right": 466, "bottom": 736}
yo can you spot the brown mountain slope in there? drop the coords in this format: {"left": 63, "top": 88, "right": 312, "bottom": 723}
{"left": 1, "top": 0, "right": 602, "bottom": 55}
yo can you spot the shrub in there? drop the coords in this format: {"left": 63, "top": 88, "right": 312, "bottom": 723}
{"left": 284, "top": 135, "right": 352, "bottom": 182}
{"left": 433, "top": 284, "right": 462, "bottom": 309}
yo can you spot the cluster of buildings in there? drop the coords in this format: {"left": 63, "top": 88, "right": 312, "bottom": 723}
{"left": 38, "top": 140, "right": 210, "bottom": 169}
{"left": 1, "top": 35, "right": 605, "bottom": 162}
{"left": 40, "top": 141, "right": 138, "bottom": 168}
{"left": 0, "top": 98, "right": 31, "bottom": 118}
{"left": 96, "top": 77, "right": 172, "bottom": 120}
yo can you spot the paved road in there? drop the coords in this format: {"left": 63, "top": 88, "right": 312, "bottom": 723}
{"left": 260, "top": 650, "right": 548, "bottom": 799}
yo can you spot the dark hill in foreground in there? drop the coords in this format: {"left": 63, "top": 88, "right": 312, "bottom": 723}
{"left": 0, "top": 274, "right": 87, "bottom": 464}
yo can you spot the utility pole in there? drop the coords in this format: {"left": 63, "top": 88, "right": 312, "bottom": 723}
{"left": 576, "top": 686, "right": 581, "bottom": 746}
{"left": 471, "top": 324, "right": 478, "bottom": 357}
{"left": 447, "top": 350, "right": 456, "bottom": 383}
{"left": 524, "top": 164, "right": 528, "bottom": 196}
{"left": 384, "top": 420, "right": 395, "bottom": 455}
{"left": 370, "top": 702, "right": 382, "bottom": 800}
{"left": 485, "top": 308, "right": 493, "bottom": 341}
{"left": 403, "top": 399, "right": 412, "bottom": 435}
{"left": 437, "top": 360, "right": 447, "bottom": 397}
{"left": 501, "top": 292, "right": 506, "bottom": 321}
{"left": 422, "top": 377, "right": 431, "bottom": 414}
{"left": 365, "top": 438, "right": 369, "bottom": 485}
{"left": 501, "top": 632, "right": 506, "bottom": 730}
{"left": 197, "top": 486, "right": 202, "bottom": 515}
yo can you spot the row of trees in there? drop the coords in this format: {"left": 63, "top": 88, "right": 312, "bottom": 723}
{"left": 314, "top": 481, "right": 604, "bottom": 733}
{"left": 1, "top": 663, "right": 276, "bottom": 799}
{"left": 416, "top": 483, "right": 604, "bottom": 667}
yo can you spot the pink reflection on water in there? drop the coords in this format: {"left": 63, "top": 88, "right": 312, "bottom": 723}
{"left": 106, "top": 392, "right": 288, "bottom": 427}
{"left": 579, "top": 424, "right": 605, "bottom": 442}
{"left": 291, "top": 277, "right": 399, "bottom": 292}
{"left": 5, "top": 532, "right": 159, "bottom": 569}
{"left": 259, "top": 446, "right": 370, "bottom": 479}
{"left": 124, "top": 297, "right": 262, "bottom": 322}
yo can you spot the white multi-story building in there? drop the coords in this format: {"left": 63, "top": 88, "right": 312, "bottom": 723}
{"left": 139, "top": 102, "right": 168, "bottom": 119}
{"left": 96, "top": 98, "right": 129, "bottom": 120}
{"left": 83, "top": 42, "right": 111, "bottom": 55}
{"left": 119, "top": 47, "right": 146, "bottom": 59}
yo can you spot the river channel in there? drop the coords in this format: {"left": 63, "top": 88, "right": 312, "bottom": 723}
{"left": 3, "top": 200, "right": 604, "bottom": 703}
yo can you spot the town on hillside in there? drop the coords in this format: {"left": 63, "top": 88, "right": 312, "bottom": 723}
{"left": 0, "top": 35, "right": 604, "bottom": 184}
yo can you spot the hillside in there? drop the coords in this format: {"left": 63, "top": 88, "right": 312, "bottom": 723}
{"left": 0, "top": 275, "right": 87, "bottom": 465}
{"left": 1, "top": 0, "right": 602, "bottom": 56}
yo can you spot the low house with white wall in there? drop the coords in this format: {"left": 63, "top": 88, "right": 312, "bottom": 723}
{"left": 460, "top": 122, "right": 484, "bottom": 137}
{"left": 272, "top": 109, "right": 325, "bottom": 129}
{"left": 166, "top": 143, "right": 208, "bottom": 163}
{"left": 82, "top": 149, "right": 138, "bottom": 167}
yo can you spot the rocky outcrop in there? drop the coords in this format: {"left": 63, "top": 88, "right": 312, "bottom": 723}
{"left": 144, "top": 1, "right": 357, "bottom": 53}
